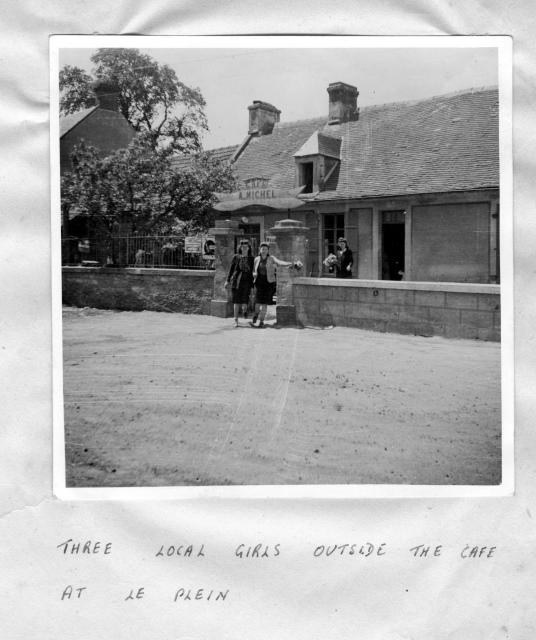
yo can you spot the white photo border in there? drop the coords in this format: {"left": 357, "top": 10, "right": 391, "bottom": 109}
{"left": 50, "top": 34, "right": 514, "bottom": 500}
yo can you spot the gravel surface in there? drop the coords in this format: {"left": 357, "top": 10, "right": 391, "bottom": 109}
{"left": 62, "top": 306, "right": 501, "bottom": 487}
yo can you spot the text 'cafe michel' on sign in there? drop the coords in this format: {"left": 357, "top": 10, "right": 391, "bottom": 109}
{"left": 201, "top": 80, "right": 499, "bottom": 284}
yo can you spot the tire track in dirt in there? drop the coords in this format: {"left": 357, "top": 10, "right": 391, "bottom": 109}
{"left": 200, "top": 328, "right": 301, "bottom": 478}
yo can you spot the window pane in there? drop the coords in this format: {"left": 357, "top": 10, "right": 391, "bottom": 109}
{"left": 323, "top": 213, "right": 346, "bottom": 267}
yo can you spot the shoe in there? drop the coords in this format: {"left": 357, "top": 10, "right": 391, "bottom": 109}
{"left": 248, "top": 320, "right": 257, "bottom": 327}
{"left": 258, "top": 321, "right": 265, "bottom": 328}
{"left": 234, "top": 318, "right": 239, "bottom": 327}
{"left": 252, "top": 314, "right": 258, "bottom": 323}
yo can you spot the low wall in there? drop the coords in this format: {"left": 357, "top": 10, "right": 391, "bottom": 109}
{"left": 293, "top": 278, "right": 500, "bottom": 341}
{"left": 62, "top": 267, "right": 215, "bottom": 314}
{"left": 62, "top": 268, "right": 501, "bottom": 340}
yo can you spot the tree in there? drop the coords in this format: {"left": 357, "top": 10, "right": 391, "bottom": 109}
{"left": 59, "top": 66, "right": 95, "bottom": 114}
{"left": 59, "top": 48, "right": 207, "bottom": 153}
{"left": 61, "top": 138, "right": 238, "bottom": 239}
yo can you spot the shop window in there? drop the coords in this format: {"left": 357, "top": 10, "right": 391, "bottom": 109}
{"left": 237, "top": 222, "right": 261, "bottom": 255}
{"left": 323, "top": 213, "right": 345, "bottom": 273}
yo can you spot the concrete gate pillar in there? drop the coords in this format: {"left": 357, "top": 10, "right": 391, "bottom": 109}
{"left": 269, "top": 218, "right": 309, "bottom": 326}
{"left": 209, "top": 218, "right": 243, "bottom": 317}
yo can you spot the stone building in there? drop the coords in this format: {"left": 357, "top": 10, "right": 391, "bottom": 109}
{"left": 60, "top": 81, "right": 136, "bottom": 261}
{"left": 212, "top": 82, "right": 500, "bottom": 285}
{"left": 61, "top": 81, "right": 501, "bottom": 340}
{"left": 60, "top": 80, "right": 135, "bottom": 175}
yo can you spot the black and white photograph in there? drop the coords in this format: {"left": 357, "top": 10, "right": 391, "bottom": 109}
{"left": 51, "top": 36, "right": 513, "bottom": 496}
{"left": 5, "top": 5, "right": 536, "bottom": 637}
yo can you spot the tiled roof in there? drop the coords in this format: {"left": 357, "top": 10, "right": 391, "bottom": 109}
{"left": 206, "top": 144, "right": 239, "bottom": 163}
{"left": 235, "top": 116, "right": 326, "bottom": 185}
{"left": 59, "top": 106, "right": 98, "bottom": 138}
{"left": 232, "top": 87, "right": 499, "bottom": 200}
{"left": 171, "top": 144, "right": 239, "bottom": 172}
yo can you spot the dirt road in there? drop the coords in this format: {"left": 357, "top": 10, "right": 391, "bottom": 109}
{"left": 62, "top": 307, "right": 501, "bottom": 486}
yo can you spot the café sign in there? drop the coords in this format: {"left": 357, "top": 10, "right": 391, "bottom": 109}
{"left": 214, "top": 177, "right": 305, "bottom": 211}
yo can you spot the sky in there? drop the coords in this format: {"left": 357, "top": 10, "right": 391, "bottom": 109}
{"left": 59, "top": 46, "right": 498, "bottom": 150}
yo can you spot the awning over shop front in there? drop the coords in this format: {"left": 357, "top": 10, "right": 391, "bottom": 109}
{"left": 213, "top": 186, "right": 306, "bottom": 211}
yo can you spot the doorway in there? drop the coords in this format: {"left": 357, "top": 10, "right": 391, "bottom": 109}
{"left": 381, "top": 211, "right": 405, "bottom": 280}
{"left": 237, "top": 222, "right": 261, "bottom": 255}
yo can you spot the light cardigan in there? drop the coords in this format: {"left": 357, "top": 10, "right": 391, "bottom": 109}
{"left": 253, "top": 254, "right": 291, "bottom": 283}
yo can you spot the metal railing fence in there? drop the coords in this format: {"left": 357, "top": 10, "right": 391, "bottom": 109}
{"left": 62, "top": 235, "right": 215, "bottom": 270}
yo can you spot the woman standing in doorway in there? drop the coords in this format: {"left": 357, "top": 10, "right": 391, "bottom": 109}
{"left": 335, "top": 238, "right": 354, "bottom": 278}
{"left": 249, "top": 242, "right": 292, "bottom": 328}
{"left": 225, "top": 239, "right": 254, "bottom": 327}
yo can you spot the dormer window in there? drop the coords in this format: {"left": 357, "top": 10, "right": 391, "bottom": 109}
{"left": 293, "top": 131, "right": 341, "bottom": 194}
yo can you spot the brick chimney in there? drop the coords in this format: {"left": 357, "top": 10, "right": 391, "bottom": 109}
{"left": 93, "top": 79, "right": 121, "bottom": 112}
{"left": 248, "top": 100, "right": 281, "bottom": 136}
{"left": 327, "top": 82, "right": 359, "bottom": 125}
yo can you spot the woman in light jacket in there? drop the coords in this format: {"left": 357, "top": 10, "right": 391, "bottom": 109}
{"left": 249, "top": 242, "right": 292, "bottom": 328}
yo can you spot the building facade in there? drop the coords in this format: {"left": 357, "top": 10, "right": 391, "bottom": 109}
{"left": 213, "top": 82, "right": 500, "bottom": 284}
{"left": 60, "top": 81, "right": 136, "bottom": 263}
{"left": 60, "top": 80, "right": 135, "bottom": 175}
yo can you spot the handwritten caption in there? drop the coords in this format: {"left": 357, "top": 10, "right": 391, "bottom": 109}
{"left": 56, "top": 538, "right": 497, "bottom": 603}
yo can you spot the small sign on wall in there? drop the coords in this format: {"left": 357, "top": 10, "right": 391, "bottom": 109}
{"left": 184, "top": 236, "right": 202, "bottom": 254}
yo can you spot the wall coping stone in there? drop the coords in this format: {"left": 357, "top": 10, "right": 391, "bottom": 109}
{"left": 62, "top": 266, "right": 214, "bottom": 278}
{"left": 293, "top": 277, "right": 500, "bottom": 295}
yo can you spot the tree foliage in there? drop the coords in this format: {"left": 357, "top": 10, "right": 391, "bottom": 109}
{"left": 59, "top": 66, "right": 95, "bottom": 114}
{"left": 60, "top": 48, "right": 207, "bottom": 153}
{"left": 61, "top": 139, "right": 238, "bottom": 235}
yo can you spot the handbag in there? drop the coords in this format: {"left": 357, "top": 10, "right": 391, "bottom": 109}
{"left": 231, "top": 271, "right": 241, "bottom": 289}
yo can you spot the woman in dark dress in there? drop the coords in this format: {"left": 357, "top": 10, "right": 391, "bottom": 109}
{"left": 225, "top": 239, "right": 254, "bottom": 327}
{"left": 335, "top": 237, "right": 354, "bottom": 278}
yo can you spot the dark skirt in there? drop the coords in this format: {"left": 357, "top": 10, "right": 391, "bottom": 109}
{"left": 231, "top": 274, "right": 252, "bottom": 304}
{"left": 254, "top": 273, "right": 274, "bottom": 305}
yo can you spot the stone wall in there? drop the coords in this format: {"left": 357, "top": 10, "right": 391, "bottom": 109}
{"left": 62, "top": 267, "right": 214, "bottom": 314}
{"left": 62, "top": 268, "right": 501, "bottom": 340}
{"left": 293, "top": 278, "right": 500, "bottom": 341}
